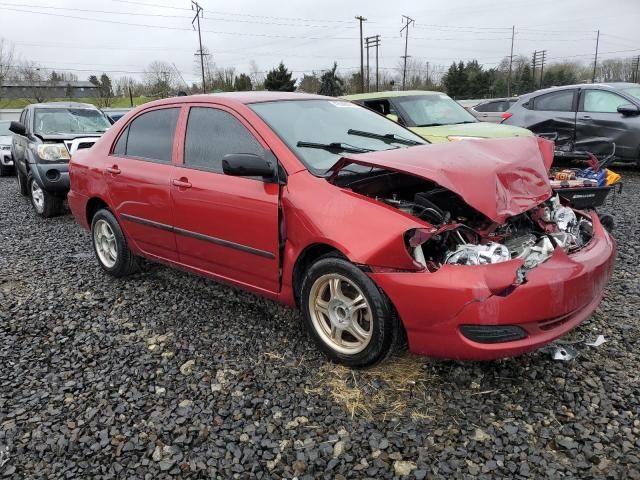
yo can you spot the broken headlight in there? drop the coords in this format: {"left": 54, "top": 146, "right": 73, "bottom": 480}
{"left": 445, "top": 242, "right": 510, "bottom": 266}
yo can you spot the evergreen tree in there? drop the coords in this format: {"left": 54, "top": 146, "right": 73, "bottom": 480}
{"left": 264, "top": 62, "right": 296, "bottom": 91}
{"left": 318, "top": 62, "right": 345, "bottom": 97}
{"left": 234, "top": 73, "right": 252, "bottom": 91}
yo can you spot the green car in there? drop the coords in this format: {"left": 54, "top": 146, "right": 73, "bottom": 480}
{"left": 342, "top": 90, "right": 532, "bottom": 143}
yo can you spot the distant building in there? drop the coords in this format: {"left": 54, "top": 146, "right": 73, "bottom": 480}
{"left": 1, "top": 80, "right": 100, "bottom": 99}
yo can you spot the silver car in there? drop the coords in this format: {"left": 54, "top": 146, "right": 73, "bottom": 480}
{"left": 0, "top": 120, "right": 14, "bottom": 176}
{"left": 469, "top": 97, "right": 518, "bottom": 123}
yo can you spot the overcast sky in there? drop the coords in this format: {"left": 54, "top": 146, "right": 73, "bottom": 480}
{"left": 2, "top": 0, "right": 639, "bottom": 84}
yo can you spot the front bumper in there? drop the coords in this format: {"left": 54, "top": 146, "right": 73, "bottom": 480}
{"left": 31, "top": 161, "right": 70, "bottom": 194}
{"left": 370, "top": 213, "right": 616, "bottom": 361}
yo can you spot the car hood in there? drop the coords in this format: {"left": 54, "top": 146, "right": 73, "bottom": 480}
{"left": 329, "top": 136, "right": 554, "bottom": 224}
{"left": 0, "top": 135, "right": 11, "bottom": 146}
{"left": 409, "top": 122, "right": 532, "bottom": 143}
{"left": 36, "top": 132, "right": 105, "bottom": 141}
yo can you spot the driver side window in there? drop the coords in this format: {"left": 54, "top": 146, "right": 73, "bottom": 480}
{"left": 581, "top": 90, "right": 628, "bottom": 113}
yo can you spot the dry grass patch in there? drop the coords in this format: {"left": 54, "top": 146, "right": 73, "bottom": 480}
{"left": 313, "top": 354, "right": 438, "bottom": 421}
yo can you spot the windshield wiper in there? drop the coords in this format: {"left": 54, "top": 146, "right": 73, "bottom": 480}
{"left": 452, "top": 121, "right": 476, "bottom": 124}
{"left": 417, "top": 122, "right": 445, "bottom": 127}
{"left": 347, "top": 128, "right": 422, "bottom": 146}
{"left": 296, "top": 141, "right": 373, "bottom": 154}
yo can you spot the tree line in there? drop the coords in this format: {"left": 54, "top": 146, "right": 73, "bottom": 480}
{"left": 1, "top": 36, "right": 638, "bottom": 108}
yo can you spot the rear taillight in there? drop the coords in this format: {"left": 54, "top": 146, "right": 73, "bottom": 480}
{"left": 500, "top": 112, "right": 512, "bottom": 123}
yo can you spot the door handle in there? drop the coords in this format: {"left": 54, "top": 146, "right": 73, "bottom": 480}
{"left": 106, "top": 165, "right": 121, "bottom": 175}
{"left": 579, "top": 115, "right": 592, "bottom": 120}
{"left": 172, "top": 178, "right": 192, "bottom": 189}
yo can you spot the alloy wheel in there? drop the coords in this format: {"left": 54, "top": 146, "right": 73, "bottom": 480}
{"left": 308, "top": 273, "right": 373, "bottom": 355}
{"left": 93, "top": 219, "right": 118, "bottom": 268}
{"left": 30, "top": 180, "right": 45, "bottom": 214}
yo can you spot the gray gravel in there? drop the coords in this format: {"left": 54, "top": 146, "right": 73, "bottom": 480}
{"left": 1, "top": 170, "right": 639, "bottom": 479}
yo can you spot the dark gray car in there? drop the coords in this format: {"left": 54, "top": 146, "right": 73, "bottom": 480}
{"left": 503, "top": 83, "right": 640, "bottom": 165}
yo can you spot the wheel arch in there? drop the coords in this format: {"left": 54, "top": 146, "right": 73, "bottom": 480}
{"left": 291, "top": 242, "right": 347, "bottom": 308}
{"left": 86, "top": 196, "right": 110, "bottom": 226}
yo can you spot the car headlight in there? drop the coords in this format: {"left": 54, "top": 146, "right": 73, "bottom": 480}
{"left": 37, "top": 144, "right": 70, "bottom": 161}
{"left": 447, "top": 135, "right": 484, "bottom": 141}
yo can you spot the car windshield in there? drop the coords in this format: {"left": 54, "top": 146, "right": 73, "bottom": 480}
{"left": 249, "top": 99, "right": 426, "bottom": 175}
{"left": 394, "top": 94, "right": 478, "bottom": 127}
{"left": 34, "top": 108, "right": 111, "bottom": 135}
{"left": 0, "top": 121, "right": 11, "bottom": 136}
{"left": 621, "top": 86, "right": 640, "bottom": 101}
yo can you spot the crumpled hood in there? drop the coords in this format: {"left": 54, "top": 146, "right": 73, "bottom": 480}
{"left": 409, "top": 122, "right": 532, "bottom": 143}
{"left": 330, "top": 136, "right": 555, "bottom": 224}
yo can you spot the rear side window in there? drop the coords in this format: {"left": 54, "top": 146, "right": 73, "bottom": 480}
{"left": 532, "top": 90, "right": 575, "bottom": 112}
{"left": 474, "top": 101, "right": 498, "bottom": 112}
{"left": 184, "top": 107, "right": 263, "bottom": 173}
{"left": 581, "top": 90, "right": 628, "bottom": 113}
{"left": 121, "top": 108, "right": 179, "bottom": 162}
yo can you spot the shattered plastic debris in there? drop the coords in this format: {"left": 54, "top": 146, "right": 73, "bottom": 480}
{"left": 586, "top": 335, "right": 606, "bottom": 347}
{"left": 0, "top": 445, "right": 9, "bottom": 468}
{"left": 551, "top": 345, "right": 577, "bottom": 361}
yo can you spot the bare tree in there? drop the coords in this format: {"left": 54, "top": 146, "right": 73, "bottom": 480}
{"left": 0, "top": 37, "right": 16, "bottom": 103}
{"left": 144, "top": 60, "right": 178, "bottom": 98}
{"left": 17, "top": 61, "right": 50, "bottom": 103}
{"left": 249, "top": 60, "right": 264, "bottom": 90}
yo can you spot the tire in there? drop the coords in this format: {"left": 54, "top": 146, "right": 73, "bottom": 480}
{"left": 300, "top": 254, "right": 400, "bottom": 368}
{"left": 16, "top": 168, "right": 28, "bottom": 196}
{"left": 91, "top": 209, "right": 138, "bottom": 277}
{"left": 28, "top": 174, "right": 63, "bottom": 218}
{"left": 0, "top": 164, "right": 13, "bottom": 177}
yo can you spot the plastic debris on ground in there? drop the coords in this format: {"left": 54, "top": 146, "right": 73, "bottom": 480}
{"left": 586, "top": 335, "right": 607, "bottom": 347}
{"left": 549, "top": 345, "right": 578, "bottom": 361}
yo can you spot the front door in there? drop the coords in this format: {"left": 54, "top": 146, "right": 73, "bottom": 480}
{"left": 576, "top": 88, "right": 638, "bottom": 160}
{"left": 171, "top": 105, "right": 280, "bottom": 293}
{"left": 106, "top": 106, "right": 181, "bottom": 261}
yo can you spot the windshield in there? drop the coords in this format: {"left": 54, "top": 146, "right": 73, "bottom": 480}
{"left": 249, "top": 99, "right": 426, "bottom": 174}
{"left": 621, "top": 86, "right": 640, "bottom": 101}
{"left": 0, "top": 121, "right": 11, "bottom": 136}
{"left": 34, "top": 108, "right": 111, "bottom": 135}
{"left": 394, "top": 94, "right": 477, "bottom": 127}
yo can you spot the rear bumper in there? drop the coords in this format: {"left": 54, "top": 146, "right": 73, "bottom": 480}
{"left": 68, "top": 190, "right": 90, "bottom": 230}
{"left": 31, "top": 162, "right": 70, "bottom": 194}
{"left": 370, "top": 213, "right": 616, "bottom": 361}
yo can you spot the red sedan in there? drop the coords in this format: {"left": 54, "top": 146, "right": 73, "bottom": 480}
{"left": 68, "top": 92, "right": 615, "bottom": 367}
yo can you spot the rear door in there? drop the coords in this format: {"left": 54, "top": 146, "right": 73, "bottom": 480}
{"left": 576, "top": 88, "right": 638, "bottom": 159}
{"left": 171, "top": 104, "right": 280, "bottom": 293}
{"left": 106, "top": 106, "right": 180, "bottom": 261}
{"left": 523, "top": 89, "right": 578, "bottom": 149}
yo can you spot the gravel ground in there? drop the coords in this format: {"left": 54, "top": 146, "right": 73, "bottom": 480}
{"left": 0, "top": 170, "right": 638, "bottom": 479}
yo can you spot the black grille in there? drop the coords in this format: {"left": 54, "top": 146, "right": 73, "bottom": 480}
{"left": 460, "top": 325, "right": 528, "bottom": 344}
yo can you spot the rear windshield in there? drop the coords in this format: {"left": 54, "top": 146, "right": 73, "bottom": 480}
{"left": 34, "top": 108, "right": 111, "bottom": 135}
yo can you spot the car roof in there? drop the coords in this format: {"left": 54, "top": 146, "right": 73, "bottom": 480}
{"left": 28, "top": 101, "right": 100, "bottom": 110}
{"left": 139, "top": 91, "right": 331, "bottom": 110}
{"left": 342, "top": 90, "right": 444, "bottom": 101}
{"left": 520, "top": 82, "right": 640, "bottom": 99}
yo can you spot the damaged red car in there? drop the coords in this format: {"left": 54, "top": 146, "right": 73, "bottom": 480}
{"left": 68, "top": 92, "right": 616, "bottom": 367}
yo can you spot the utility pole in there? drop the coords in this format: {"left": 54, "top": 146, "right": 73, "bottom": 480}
{"left": 192, "top": 1, "right": 206, "bottom": 94}
{"left": 400, "top": 15, "right": 415, "bottom": 91}
{"left": 365, "top": 35, "right": 381, "bottom": 92}
{"left": 532, "top": 50, "right": 537, "bottom": 83}
{"left": 507, "top": 25, "right": 515, "bottom": 97}
{"left": 355, "top": 16, "right": 367, "bottom": 93}
{"left": 128, "top": 80, "right": 133, "bottom": 107}
{"left": 538, "top": 50, "right": 547, "bottom": 88}
{"left": 592, "top": 29, "right": 600, "bottom": 83}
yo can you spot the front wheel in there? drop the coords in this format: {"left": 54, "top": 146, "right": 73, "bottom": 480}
{"left": 0, "top": 163, "right": 13, "bottom": 177}
{"left": 28, "top": 175, "right": 63, "bottom": 218}
{"left": 91, "top": 209, "right": 138, "bottom": 277}
{"left": 300, "top": 255, "right": 401, "bottom": 367}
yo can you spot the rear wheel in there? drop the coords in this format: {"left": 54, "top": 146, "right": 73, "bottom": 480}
{"left": 16, "top": 168, "right": 28, "bottom": 196}
{"left": 91, "top": 209, "right": 138, "bottom": 277}
{"left": 300, "top": 255, "right": 400, "bottom": 367}
{"left": 28, "top": 175, "right": 63, "bottom": 218}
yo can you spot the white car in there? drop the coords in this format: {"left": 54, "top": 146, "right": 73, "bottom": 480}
{"left": 0, "top": 120, "right": 14, "bottom": 176}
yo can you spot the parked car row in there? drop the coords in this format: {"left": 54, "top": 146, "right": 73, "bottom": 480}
{"left": 457, "top": 82, "right": 640, "bottom": 165}
{"left": 4, "top": 92, "right": 616, "bottom": 367}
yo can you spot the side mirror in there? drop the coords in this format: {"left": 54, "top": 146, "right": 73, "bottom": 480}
{"left": 386, "top": 113, "right": 400, "bottom": 123}
{"left": 9, "top": 121, "right": 26, "bottom": 136}
{"left": 222, "top": 153, "right": 275, "bottom": 180}
{"left": 617, "top": 104, "right": 640, "bottom": 116}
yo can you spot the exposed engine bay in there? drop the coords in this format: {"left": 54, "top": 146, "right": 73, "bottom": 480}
{"left": 337, "top": 170, "right": 594, "bottom": 272}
